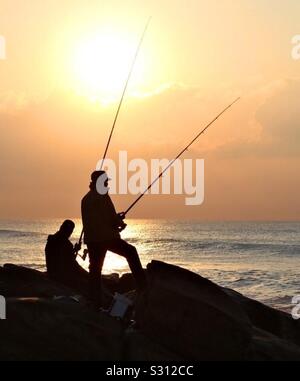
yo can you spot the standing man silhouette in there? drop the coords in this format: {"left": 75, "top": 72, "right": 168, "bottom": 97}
{"left": 81, "top": 171, "right": 146, "bottom": 307}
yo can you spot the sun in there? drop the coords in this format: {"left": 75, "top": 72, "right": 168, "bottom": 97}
{"left": 70, "top": 29, "right": 146, "bottom": 104}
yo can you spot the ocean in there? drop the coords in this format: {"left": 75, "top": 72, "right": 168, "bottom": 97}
{"left": 0, "top": 219, "right": 299, "bottom": 312}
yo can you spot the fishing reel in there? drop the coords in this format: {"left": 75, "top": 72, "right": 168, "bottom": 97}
{"left": 77, "top": 249, "right": 89, "bottom": 261}
{"left": 82, "top": 249, "right": 89, "bottom": 261}
{"left": 118, "top": 212, "right": 126, "bottom": 220}
{"left": 117, "top": 212, "right": 127, "bottom": 232}
{"left": 74, "top": 243, "right": 89, "bottom": 261}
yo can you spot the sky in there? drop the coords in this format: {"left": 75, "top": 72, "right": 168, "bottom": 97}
{"left": 0, "top": 0, "right": 300, "bottom": 220}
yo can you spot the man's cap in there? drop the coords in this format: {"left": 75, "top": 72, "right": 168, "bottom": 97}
{"left": 91, "top": 170, "right": 111, "bottom": 183}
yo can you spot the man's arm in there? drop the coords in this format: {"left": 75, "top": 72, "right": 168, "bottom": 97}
{"left": 107, "top": 196, "right": 127, "bottom": 232}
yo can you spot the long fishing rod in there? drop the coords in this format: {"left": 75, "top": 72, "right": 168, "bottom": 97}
{"left": 76, "top": 19, "right": 151, "bottom": 256}
{"left": 122, "top": 97, "right": 241, "bottom": 217}
{"left": 99, "top": 17, "right": 151, "bottom": 171}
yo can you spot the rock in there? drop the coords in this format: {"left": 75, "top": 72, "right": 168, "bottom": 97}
{"left": 102, "top": 273, "right": 120, "bottom": 294}
{"left": 0, "top": 264, "right": 114, "bottom": 306}
{"left": 136, "top": 261, "right": 253, "bottom": 360}
{"left": 124, "top": 329, "right": 183, "bottom": 361}
{"left": 1, "top": 261, "right": 299, "bottom": 360}
{"left": 0, "top": 297, "right": 123, "bottom": 361}
{"left": 0, "top": 264, "right": 75, "bottom": 298}
{"left": 118, "top": 273, "right": 136, "bottom": 293}
{"left": 223, "top": 287, "right": 300, "bottom": 348}
{"left": 249, "top": 328, "right": 300, "bottom": 361}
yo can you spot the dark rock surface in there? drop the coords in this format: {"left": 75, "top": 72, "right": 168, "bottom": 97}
{"left": 223, "top": 287, "right": 300, "bottom": 348}
{"left": 136, "top": 261, "right": 253, "bottom": 360}
{"left": 0, "top": 264, "right": 75, "bottom": 298}
{"left": 0, "top": 261, "right": 299, "bottom": 361}
{"left": 2, "top": 298, "right": 123, "bottom": 361}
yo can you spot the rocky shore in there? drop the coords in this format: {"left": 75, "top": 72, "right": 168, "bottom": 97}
{"left": 0, "top": 261, "right": 299, "bottom": 361}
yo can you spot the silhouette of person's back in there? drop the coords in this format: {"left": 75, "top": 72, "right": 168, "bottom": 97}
{"left": 45, "top": 220, "right": 88, "bottom": 291}
{"left": 81, "top": 171, "right": 147, "bottom": 308}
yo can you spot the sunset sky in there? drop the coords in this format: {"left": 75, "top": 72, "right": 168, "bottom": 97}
{"left": 0, "top": 0, "right": 300, "bottom": 220}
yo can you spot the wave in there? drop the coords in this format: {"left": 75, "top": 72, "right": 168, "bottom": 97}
{"left": 0, "top": 229, "right": 46, "bottom": 238}
{"left": 128, "top": 237, "right": 186, "bottom": 244}
{"left": 130, "top": 238, "right": 300, "bottom": 255}
{"left": 19, "top": 263, "right": 46, "bottom": 270}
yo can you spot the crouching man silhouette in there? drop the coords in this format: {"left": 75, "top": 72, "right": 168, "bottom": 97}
{"left": 45, "top": 220, "right": 88, "bottom": 293}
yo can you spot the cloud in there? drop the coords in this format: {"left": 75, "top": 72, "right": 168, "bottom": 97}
{"left": 216, "top": 78, "right": 300, "bottom": 158}
{"left": 0, "top": 91, "right": 29, "bottom": 113}
{"left": 0, "top": 80, "right": 299, "bottom": 219}
{"left": 0, "top": 84, "right": 240, "bottom": 217}
{"left": 256, "top": 79, "right": 300, "bottom": 156}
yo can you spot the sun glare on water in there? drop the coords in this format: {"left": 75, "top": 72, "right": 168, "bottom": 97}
{"left": 70, "top": 29, "right": 146, "bottom": 104}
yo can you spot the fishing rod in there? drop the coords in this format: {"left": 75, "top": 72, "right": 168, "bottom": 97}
{"left": 76, "top": 19, "right": 151, "bottom": 257}
{"left": 99, "top": 17, "right": 151, "bottom": 171}
{"left": 121, "top": 97, "right": 241, "bottom": 217}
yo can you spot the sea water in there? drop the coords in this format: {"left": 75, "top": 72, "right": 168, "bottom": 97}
{"left": 0, "top": 219, "right": 299, "bottom": 311}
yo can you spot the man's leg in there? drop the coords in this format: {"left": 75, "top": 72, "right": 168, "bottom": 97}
{"left": 87, "top": 243, "right": 106, "bottom": 307}
{"left": 107, "top": 239, "right": 147, "bottom": 290}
